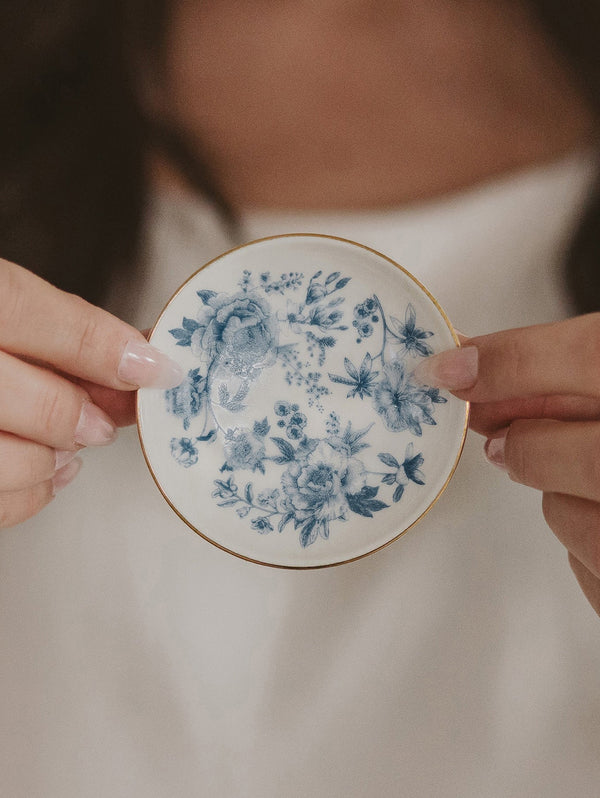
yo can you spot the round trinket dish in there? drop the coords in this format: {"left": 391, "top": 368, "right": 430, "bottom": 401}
{"left": 137, "top": 234, "right": 468, "bottom": 568}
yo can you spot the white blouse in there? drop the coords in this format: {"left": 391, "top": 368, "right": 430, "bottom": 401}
{"left": 2, "top": 150, "right": 600, "bottom": 798}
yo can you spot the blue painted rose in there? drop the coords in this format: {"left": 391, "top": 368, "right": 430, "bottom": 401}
{"left": 170, "top": 437, "right": 199, "bottom": 468}
{"left": 281, "top": 441, "right": 365, "bottom": 523}
{"left": 165, "top": 368, "right": 206, "bottom": 431}
{"left": 223, "top": 428, "right": 266, "bottom": 472}
{"left": 191, "top": 291, "right": 278, "bottom": 378}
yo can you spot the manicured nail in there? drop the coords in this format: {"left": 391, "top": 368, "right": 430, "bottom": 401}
{"left": 118, "top": 340, "right": 184, "bottom": 389}
{"left": 412, "top": 346, "right": 478, "bottom": 390}
{"left": 54, "top": 449, "right": 79, "bottom": 470}
{"left": 74, "top": 403, "right": 117, "bottom": 447}
{"left": 484, "top": 429, "right": 509, "bottom": 471}
{"left": 52, "top": 457, "right": 82, "bottom": 495}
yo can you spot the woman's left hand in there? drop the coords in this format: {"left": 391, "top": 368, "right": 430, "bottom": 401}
{"left": 414, "top": 314, "right": 600, "bottom": 617}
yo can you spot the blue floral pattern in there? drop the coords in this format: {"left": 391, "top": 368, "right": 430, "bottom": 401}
{"left": 164, "top": 269, "right": 447, "bottom": 547}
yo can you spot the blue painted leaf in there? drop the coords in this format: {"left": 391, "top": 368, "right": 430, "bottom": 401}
{"left": 361, "top": 485, "right": 379, "bottom": 499}
{"left": 328, "top": 374, "right": 355, "bottom": 386}
{"left": 196, "top": 429, "right": 216, "bottom": 442}
{"left": 342, "top": 422, "right": 373, "bottom": 455}
{"left": 325, "top": 271, "right": 341, "bottom": 285}
{"left": 197, "top": 289, "right": 217, "bottom": 304}
{"left": 182, "top": 317, "right": 200, "bottom": 331}
{"left": 245, "top": 483, "right": 254, "bottom": 504}
{"left": 300, "top": 518, "right": 318, "bottom": 548}
{"left": 378, "top": 452, "right": 400, "bottom": 468}
{"left": 169, "top": 328, "right": 191, "bottom": 339}
{"left": 169, "top": 328, "right": 193, "bottom": 346}
{"left": 278, "top": 512, "right": 294, "bottom": 533}
{"left": 366, "top": 500, "right": 388, "bottom": 513}
{"left": 344, "top": 357, "right": 359, "bottom": 381}
{"left": 253, "top": 417, "right": 270, "bottom": 437}
{"left": 425, "top": 387, "right": 447, "bottom": 404}
{"left": 335, "top": 277, "right": 351, "bottom": 290}
{"left": 359, "top": 353, "right": 374, "bottom": 377}
{"left": 346, "top": 485, "right": 389, "bottom": 518}
{"left": 404, "top": 451, "right": 425, "bottom": 484}
{"left": 408, "top": 419, "right": 423, "bottom": 437}
{"left": 319, "top": 520, "right": 330, "bottom": 540}
{"left": 393, "top": 484, "right": 405, "bottom": 503}
{"left": 213, "top": 478, "right": 237, "bottom": 494}
{"left": 381, "top": 473, "right": 396, "bottom": 485}
{"left": 218, "top": 498, "right": 240, "bottom": 507}
{"left": 271, "top": 437, "right": 296, "bottom": 462}
{"left": 296, "top": 437, "right": 319, "bottom": 457}
{"left": 415, "top": 341, "right": 434, "bottom": 356}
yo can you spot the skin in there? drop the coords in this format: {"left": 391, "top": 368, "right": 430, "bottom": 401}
{"left": 159, "top": 0, "right": 594, "bottom": 207}
{"left": 457, "top": 318, "right": 600, "bottom": 617}
{"left": 2, "top": 1, "right": 600, "bottom": 615}
{"left": 0, "top": 259, "right": 159, "bottom": 526}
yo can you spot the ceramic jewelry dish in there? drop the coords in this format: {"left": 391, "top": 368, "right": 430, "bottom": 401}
{"left": 137, "top": 234, "right": 468, "bottom": 568}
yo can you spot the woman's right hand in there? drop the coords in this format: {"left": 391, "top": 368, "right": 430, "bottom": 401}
{"left": 0, "top": 257, "right": 183, "bottom": 528}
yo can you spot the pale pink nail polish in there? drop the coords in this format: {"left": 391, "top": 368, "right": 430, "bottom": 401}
{"left": 74, "top": 403, "right": 117, "bottom": 447}
{"left": 54, "top": 449, "right": 79, "bottom": 470}
{"left": 52, "top": 457, "right": 82, "bottom": 495}
{"left": 118, "top": 340, "right": 184, "bottom": 389}
{"left": 484, "top": 429, "right": 509, "bottom": 471}
{"left": 412, "top": 346, "right": 478, "bottom": 390}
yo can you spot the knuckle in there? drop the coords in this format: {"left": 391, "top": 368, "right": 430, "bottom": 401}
{"left": 22, "top": 443, "right": 53, "bottom": 487}
{"left": 0, "top": 448, "right": 48, "bottom": 492}
{"left": 0, "top": 483, "right": 53, "bottom": 529}
{"left": 505, "top": 421, "right": 529, "bottom": 483}
{"left": 66, "top": 294, "right": 126, "bottom": 377}
{"left": 34, "top": 384, "right": 71, "bottom": 440}
{"left": 70, "top": 305, "right": 102, "bottom": 365}
{"left": 496, "top": 335, "right": 528, "bottom": 394}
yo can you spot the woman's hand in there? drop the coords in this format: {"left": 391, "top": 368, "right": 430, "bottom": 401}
{"left": 414, "top": 315, "right": 600, "bottom": 617}
{"left": 0, "top": 257, "right": 182, "bottom": 528}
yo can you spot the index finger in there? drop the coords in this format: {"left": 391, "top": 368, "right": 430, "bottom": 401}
{"left": 0, "top": 259, "right": 182, "bottom": 389}
{"left": 413, "top": 313, "right": 600, "bottom": 403}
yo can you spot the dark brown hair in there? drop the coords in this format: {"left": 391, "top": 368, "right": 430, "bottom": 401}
{"left": 0, "top": 1, "right": 598, "bottom": 309}
{"left": 527, "top": 0, "right": 600, "bottom": 313}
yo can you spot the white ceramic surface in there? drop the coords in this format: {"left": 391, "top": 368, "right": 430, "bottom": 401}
{"left": 137, "top": 234, "right": 468, "bottom": 568}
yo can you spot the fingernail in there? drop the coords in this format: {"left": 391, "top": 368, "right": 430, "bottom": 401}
{"left": 54, "top": 449, "right": 79, "bottom": 470}
{"left": 118, "top": 340, "right": 184, "bottom": 389}
{"left": 484, "top": 428, "right": 509, "bottom": 471}
{"left": 412, "top": 346, "right": 478, "bottom": 390}
{"left": 52, "top": 457, "right": 82, "bottom": 495}
{"left": 74, "top": 403, "right": 117, "bottom": 447}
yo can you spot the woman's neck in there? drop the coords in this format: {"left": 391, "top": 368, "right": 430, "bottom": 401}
{"left": 156, "top": 0, "right": 596, "bottom": 210}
